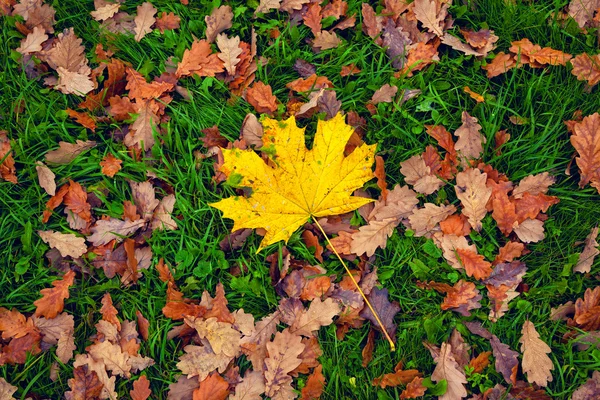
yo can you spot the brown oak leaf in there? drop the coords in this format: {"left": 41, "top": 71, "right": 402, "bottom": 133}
{"left": 134, "top": 2, "right": 156, "bottom": 42}
{"left": 246, "top": 81, "right": 278, "bottom": 115}
{"left": 33, "top": 270, "right": 75, "bottom": 319}
{"left": 519, "top": 320, "right": 554, "bottom": 387}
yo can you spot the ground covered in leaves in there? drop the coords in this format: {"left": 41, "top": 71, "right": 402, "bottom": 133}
{"left": 1, "top": 0, "right": 600, "bottom": 399}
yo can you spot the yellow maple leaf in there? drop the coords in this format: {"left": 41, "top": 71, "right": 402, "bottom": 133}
{"left": 210, "top": 113, "right": 376, "bottom": 251}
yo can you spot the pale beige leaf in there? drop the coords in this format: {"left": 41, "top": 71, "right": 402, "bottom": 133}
{"left": 134, "top": 2, "right": 157, "bottom": 42}
{"left": 368, "top": 184, "right": 419, "bottom": 221}
{"left": 233, "top": 309, "right": 255, "bottom": 337}
{"left": 36, "top": 161, "right": 56, "bottom": 196}
{"left": 455, "top": 168, "right": 491, "bottom": 231}
{"left": 56, "top": 66, "right": 94, "bottom": 96}
{"left": 441, "top": 34, "right": 484, "bottom": 57}
{"left": 240, "top": 312, "right": 280, "bottom": 370}
{"left": 408, "top": 203, "right": 456, "bottom": 237}
{"left": 413, "top": 0, "right": 446, "bottom": 37}
{"left": 91, "top": 3, "right": 120, "bottom": 21}
{"left": 177, "top": 343, "right": 233, "bottom": 381}
{"left": 16, "top": 26, "right": 48, "bottom": 55}
{"left": 88, "top": 340, "right": 131, "bottom": 377}
{"left": 312, "top": 31, "right": 342, "bottom": 51}
{"left": 264, "top": 329, "right": 305, "bottom": 399}
{"left": 289, "top": 298, "right": 341, "bottom": 337}
{"left": 431, "top": 343, "right": 467, "bottom": 400}
{"left": 414, "top": 175, "right": 444, "bottom": 195}
{"left": 519, "top": 320, "right": 554, "bottom": 387}
{"left": 187, "top": 317, "right": 241, "bottom": 357}
{"left": 32, "top": 313, "right": 74, "bottom": 344}
{"left": 400, "top": 154, "right": 444, "bottom": 195}
{"left": 45, "top": 140, "right": 96, "bottom": 164}
{"left": 87, "top": 218, "right": 146, "bottom": 246}
{"left": 568, "top": 0, "right": 600, "bottom": 28}
{"left": 514, "top": 219, "right": 545, "bottom": 243}
{"left": 455, "top": 111, "right": 485, "bottom": 160}
{"left": 255, "top": 0, "right": 281, "bottom": 15}
{"left": 371, "top": 84, "right": 398, "bottom": 104}
{"left": 47, "top": 28, "right": 88, "bottom": 72}
{"left": 38, "top": 230, "right": 87, "bottom": 258}
{"left": 0, "top": 377, "right": 17, "bottom": 400}
{"left": 241, "top": 113, "right": 264, "bottom": 148}
{"left": 13, "top": 0, "right": 39, "bottom": 20}
{"left": 350, "top": 218, "right": 399, "bottom": 256}
{"left": 280, "top": 0, "right": 310, "bottom": 13}
{"left": 205, "top": 5, "right": 233, "bottom": 43}
{"left": 56, "top": 328, "right": 76, "bottom": 363}
{"left": 512, "top": 172, "right": 555, "bottom": 199}
{"left": 150, "top": 194, "right": 177, "bottom": 231}
{"left": 574, "top": 227, "right": 599, "bottom": 273}
{"left": 130, "top": 180, "right": 159, "bottom": 219}
{"left": 230, "top": 370, "right": 265, "bottom": 400}
{"left": 216, "top": 34, "right": 243, "bottom": 75}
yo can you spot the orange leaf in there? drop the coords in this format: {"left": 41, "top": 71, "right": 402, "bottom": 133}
{"left": 155, "top": 12, "right": 180, "bottom": 33}
{"left": 100, "top": 292, "right": 121, "bottom": 330}
{"left": 155, "top": 257, "right": 174, "bottom": 283}
{"left": 33, "top": 270, "right": 75, "bottom": 319}
{"left": 361, "top": 328, "right": 375, "bottom": 368}
{"left": 126, "top": 67, "right": 173, "bottom": 100}
{"left": 0, "top": 131, "right": 17, "bottom": 184}
{"left": 514, "top": 192, "right": 559, "bottom": 222}
{"left": 302, "top": 230, "right": 324, "bottom": 263}
{"left": 400, "top": 376, "right": 427, "bottom": 399}
{"left": 469, "top": 351, "right": 491, "bottom": 373}
{"left": 464, "top": 86, "right": 484, "bottom": 103}
{"left": 340, "top": 63, "right": 361, "bottom": 76}
{"left": 372, "top": 361, "right": 422, "bottom": 388}
{"left": 571, "top": 53, "right": 600, "bottom": 87}
{"left": 492, "top": 191, "right": 518, "bottom": 235}
{"left": 440, "top": 280, "right": 482, "bottom": 316}
{"left": 0, "top": 308, "right": 37, "bottom": 339}
{"left": 300, "top": 365, "right": 326, "bottom": 400}
{"left": 130, "top": 375, "right": 151, "bottom": 400}
{"left": 570, "top": 113, "right": 600, "bottom": 191}
{"left": 374, "top": 155, "right": 388, "bottom": 200}
{"left": 286, "top": 74, "right": 333, "bottom": 93}
{"left": 100, "top": 154, "right": 122, "bottom": 177}
{"left": 194, "top": 373, "right": 229, "bottom": 400}
{"left": 203, "top": 283, "right": 234, "bottom": 324}
{"left": 456, "top": 248, "right": 492, "bottom": 280}
{"left": 136, "top": 310, "right": 150, "bottom": 341}
{"left": 483, "top": 52, "right": 516, "bottom": 78}
{"left": 246, "top": 81, "right": 278, "bottom": 115}
{"left": 66, "top": 109, "right": 96, "bottom": 131}
{"left": 303, "top": 3, "right": 322, "bottom": 36}
{"left": 176, "top": 40, "right": 224, "bottom": 78}
{"left": 440, "top": 213, "right": 471, "bottom": 236}
{"left": 64, "top": 180, "right": 92, "bottom": 222}
{"left": 494, "top": 242, "right": 525, "bottom": 265}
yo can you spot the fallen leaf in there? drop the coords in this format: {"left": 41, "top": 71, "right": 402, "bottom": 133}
{"left": 493, "top": 242, "right": 525, "bottom": 266}
{"left": 371, "top": 83, "right": 398, "bottom": 104}
{"left": 36, "top": 161, "right": 56, "bottom": 196}
{"left": 520, "top": 320, "right": 554, "bottom": 387}
{"left": 570, "top": 113, "right": 600, "bottom": 192}
{"left": 372, "top": 361, "right": 422, "bottom": 388}
{"left": 340, "top": 63, "right": 361, "bottom": 76}
{"left": 408, "top": 203, "right": 456, "bottom": 237}
{"left": 572, "top": 371, "right": 600, "bottom": 400}
{"left": 155, "top": 12, "right": 180, "bottom": 33}
{"left": 45, "top": 140, "right": 97, "bottom": 164}
{"left": 350, "top": 218, "right": 398, "bottom": 256}
{"left": 469, "top": 351, "right": 491, "bottom": 373}
{"left": 130, "top": 375, "right": 151, "bottom": 400}
{"left": 0, "top": 131, "right": 17, "bottom": 184}
{"left": 88, "top": 218, "right": 145, "bottom": 246}
{"left": 264, "top": 329, "right": 305, "bottom": 399}
{"left": 483, "top": 52, "right": 516, "bottom": 78}
{"left": 230, "top": 370, "right": 265, "bottom": 400}
{"left": 65, "top": 366, "right": 104, "bottom": 400}
{"left": 312, "top": 30, "right": 342, "bottom": 51}
{"left": 456, "top": 248, "right": 492, "bottom": 280}
{"left": 571, "top": 53, "right": 600, "bottom": 87}
{"left": 360, "top": 287, "right": 400, "bottom": 339}
{"left": 300, "top": 364, "right": 325, "bottom": 400}
{"left": 38, "top": 231, "right": 87, "bottom": 259}
{"left": 290, "top": 298, "right": 341, "bottom": 337}
{"left": 568, "top": 0, "right": 600, "bottom": 28}
{"left": 303, "top": 3, "right": 322, "bottom": 36}
{"left": 134, "top": 2, "right": 156, "bottom": 42}
{"left": 440, "top": 279, "right": 482, "bottom": 316}
{"left": 464, "top": 86, "right": 484, "bottom": 102}
{"left": 55, "top": 67, "right": 94, "bottom": 96}
{"left": 209, "top": 113, "right": 375, "bottom": 251}
{"left": 286, "top": 74, "right": 332, "bottom": 93}
{"left": 91, "top": 3, "right": 120, "bottom": 21}
{"left": 16, "top": 25, "right": 47, "bottom": 54}
{"left": 126, "top": 68, "right": 173, "bottom": 101}
{"left": 574, "top": 227, "right": 599, "bottom": 273}
{"left": 241, "top": 113, "right": 264, "bottom": 148}
{"left": 361, "top": 3, "right": 382, "bottom": 38}
{"left": 455, "top": 168, "right": 492, "bottom": 231}
{"left": 176, "top": 40, "right": 224, "bottom": 78}
{"left": 514, "top": 219, "right": 545, "bottom": 243}
{"left": 413, "top": 0, "right": 447, "bottom": 37}
{"left": 217, "top": 34, "right": 243, "bottom": 75}
{"left": 246, "top": 81, "right": 278, "bottom": 115}
{"left": 100, "top": 154, "right": 122, "bottom": 178}
{"left": 431, "top": 343, "right": 467, "bottom": 400}
{"left": 205, "top": 5, "right": 233, "bottom": 43}
{"left": 455, "top": 111, "right": 485, "bottom": 160}
{"left": 400, "top": 376, "right": 427, "bottom": 399}
{"left": 194, "top": 373, "right": 229, "bottom": 400}
{"left": 33, "top": 270, "right": 75, "bottom": 319}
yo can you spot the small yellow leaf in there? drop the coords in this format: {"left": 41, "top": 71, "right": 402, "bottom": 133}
{"left": 210, "top": 113, "right": 376, "bottom": 251}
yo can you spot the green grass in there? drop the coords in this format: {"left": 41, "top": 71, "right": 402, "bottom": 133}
{"left": 1, "top": 0, "right": 600, "bottom": 398}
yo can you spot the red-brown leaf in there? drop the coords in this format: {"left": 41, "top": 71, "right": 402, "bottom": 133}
{"left": 33, "top": 270, "right": 75, "bottom": 319}
{"left": 130, "top": 375, "right": 151, "bottom": 400}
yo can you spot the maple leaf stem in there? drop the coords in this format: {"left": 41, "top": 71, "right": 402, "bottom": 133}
{"left": 312, "top": 218, "right": 396, "bottom": 351}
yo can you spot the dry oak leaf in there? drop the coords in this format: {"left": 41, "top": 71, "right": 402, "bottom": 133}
{"left": 400, "top": 376, "right": 427, "bottom": 399}
{"left": 126, "top": 68, "right": 173, "bottom": 101}
{"left": 456, "top": 248, "right": 492, "bottom": 280}
{"left": 217, "top": 33, "right": 243, "bottom": 75}
{"left": 289, "top": 298, "right": 341, "bottom": 337}
{"left": 150, "top": 194, "right": 177, "bottom": 231}
{"left": 400, "top": 154, "right": 444, "bottom": 195}
{"left": 571, "top": 287, "right": 600, "bottom": 331}
{"left": 455, "top": 111, "right": 485, "bottom": 160}
{"left": 372, "top": 361, "right": 422, "bottom": 389}
{"left": 87, "top": 217, "right": 145, "bottom": 246}
{"left": 187, "top": 317, "right": 240, "bottom": 357}
{"left": 246, "top": 81, "right": 278, "bottom": 115}
{"left": 65, "top": 366, "right": 104, "bottom": 400}
{"left": 300, "top": 364, "right": 326, "bottom": 400}
{"left": 33, "top": 270, "right": 75, "bottom": 319}
{"left": 90, "top": 3, "right": 120, "bottom": 21}
{"left": 255, "top": 0, "right": 281, "bottom": 15}
{"left": 66, "top": 108, "right": 96, "bottom": 131}
{"left": 286, "top": 74, "right": 333, "bottom": 93}
{"left": 431, "top": 343, "right": 467, "bottom": 400}
{"left": 408, "top": 203, "right": 456, "bottom": 237}
{"left": 38, "top": 230, "right": 87, "bottom": 259}
{"left": 519, "top": 320, "right": 554, "bottom": 387}
{"left": 574, "top": 226, "right": 599, "bottom": 273}
{"left": 312, "top": 30, "right": 342, "bottom": 51}
{"left": 483, "top": 52, "right": 516, "bottom": 78}
{"left": 570, "top": 113, "right": 600, "bottom": 192}
{"left": 455, "top": 168, "right": 492, "bottom": 231}
{"left": 100, "top": 154, "right": 122, "bottom": 178}
{"left": 36, "top": 161, "right": 56, "bottom": 196}
{"left": 155, "top": 12, "right": 180, "bottom": 33}
{"left": 133, "top": 2, "right": 156, "bottom": 42}
{"left": 209, "top": 113, "right": 375, "bottom": 251}
{"left": 0, "top": 308, "right": 36, "bottom": 339}
{"left": 570, "top": 53, "right": 600, "bottom": 87}
{"left": 230, "top": 370, "right": 265, "bottom": 400}
{"left": 568, "top": 0, "right": 600, "bottom": 28}
{"left": 350, "top": 218, "right": 398, "bottom": 257}
{"left": 205, "top": 5, "right": 233, "bottom": 43}
{"left": 194, "top": 373, "right": 229, "bottom": 400}
{"left": 88, "top": 340, "right": 132, "bottom": 377}
{"left": 0, "top": 377, "right": 17, "bottom": 399}
{"left": 440, "top": 279, "right": 482, "bottom": 316}
{"left": 509, "top": 38, "right": 572, "bottom": 66}
{"left": 360, "top": 287, "right": 400, "bottom": 338}
{"left": 264, "top": 329, "right": 305, "bottom": 400}
{"left": 55, "top": 67, "right": 95, "bottom": 96}
{"left": 130, "top": 375, "right": 151, "bottom": 400}
{"left": 413, "top": 0, "right": 447, "bottom": 37}
{"left": 512, "top": 172, "right": 555, "bottom": 198}
{"left": 572, "top": 370, "right": 600, "bottom": 400}
{"left": 176, "top": 40, "right": 224, "bottom": 78}
{"left": 16, "top": 25, "right": 47, "bottom": 54}
{"left": 0, "top": 131, "right": 17, "bottom": 184}
{"left": 47, "top": 27, "right": 87, "bottom": 72}
{"left": 45, "top": 140, "right": 96, "bottom": 164}
{"left": 514, "top": 218, "right": 545, "bottom": 243}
